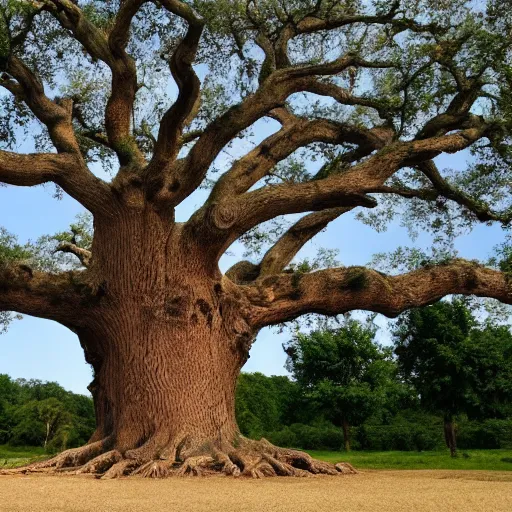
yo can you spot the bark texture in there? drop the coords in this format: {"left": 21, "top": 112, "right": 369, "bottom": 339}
{"left": 444, "top": 418, "right": 458, "bottom": 458}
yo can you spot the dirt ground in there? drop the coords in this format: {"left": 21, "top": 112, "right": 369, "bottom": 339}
{"left": 1, "top": 470, "right": 511, "bottom": 512}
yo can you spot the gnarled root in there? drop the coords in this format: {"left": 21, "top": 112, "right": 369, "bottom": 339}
{"left": 335, "top": 462, "right": 358, "bottom": 474}
{"left": 0, "top": 439, "right": 110, "bottom": 476}
{"left": 175, "top": 456, "right": 215, "bottom": 477}
{"left": 75, "top": 450, "right": 123, "bottom": 475}
{"left": 0, "top": 436, "right": 356, "bottom": 479}
{"left": 102, "top": 459, "right": 142, "bottom": 479}
{"left": 132, "top": 460, "right": 173, "bottom": 479}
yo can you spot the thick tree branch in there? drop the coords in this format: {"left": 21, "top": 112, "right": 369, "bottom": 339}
{"left": 243, "top": 260, "right": 512, "bottom": 329}
{"left": 187, "top": 123, "right": 490, "bottom": 263}
{"left": 109, "top": 0, "right": 145, "bottom": 55}
{"left": 223, "top": 126, "right": 488, "bottom": 235}
{"left": 4, "top": 56, "right": 80, "bottom": 154}
{"left": 38, "top": 0, "right": 143, "bottom": 165}
{"left": 209, "top": 117, "right": 392, "bottom": 202}
{"left": 151, "top": 53, "right": 395, "bottom": 207}
{"left": 225, "top": 208, "right": 348, "bottom": 285}
{"left": 258, "top": 208, "right": 348, "bottom": 277}
{"left": 0, "top": 264, "right": 94, "bottom": 326}
{"left": 294, "top": 2, "right": 401, "bottom": 35}
{"left": 0, "top": 150, "right": 113, "bottom": 215}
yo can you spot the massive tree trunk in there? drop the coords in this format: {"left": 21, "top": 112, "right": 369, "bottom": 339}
{"left": 76, "top": 209, "right": 249, "bottom": 473}
{"left": 1, "top": 209, "right": 355, "bottom": 478}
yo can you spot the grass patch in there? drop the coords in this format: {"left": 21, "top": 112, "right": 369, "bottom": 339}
{"left": 2, "top": 445, "right": 512, "bottom": 472}
{"left": 308, "top": 449, "right": 512, "bottom": 471}
{"left": 0, "top": 445, "right": 48, "bottom": 469}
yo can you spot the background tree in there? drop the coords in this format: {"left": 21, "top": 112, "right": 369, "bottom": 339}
{"left": 464, "top": 325, "right": 512, "bottom": 421}
{"left": 11, "top": 397, "right": 71, "bottom": 449}
{"left": 285, "top": 320, "right": 394, "bottom": 451}
{"left": 393, "top": 299, "right": 482, "bottom": 457}
{"left": 0, "top": 375, "right": 95, "bottom": 450}
{"left": 1, "top": 0, "right": 512, "bottom": 478}
{"left": 236, "top": 372, "right": 300, "bottom": 439}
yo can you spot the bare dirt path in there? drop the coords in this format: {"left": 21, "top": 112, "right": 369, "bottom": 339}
{"left": 1, "top": 470, "right": 511, "bottom": 512}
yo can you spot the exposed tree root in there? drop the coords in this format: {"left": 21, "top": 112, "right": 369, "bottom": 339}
{"left": 335, "top": 462, "right": 358, "bottom": 474}
{"left": 75, "top": 450, "right": 122, "bottom": 475}
{"left": 102, "top": 459, "right": 142, "bottom": 479}
{"left": 175, "top": 456, "right": 216, "bottom": 477}
{"left": 132, "top": 460, "right": 173, "bottom": 479}
{"left": 0, "top": 437, "right": 357, "bottom": 479}
{"left": 0, "top": 439, "right": 109, "bottom": 475}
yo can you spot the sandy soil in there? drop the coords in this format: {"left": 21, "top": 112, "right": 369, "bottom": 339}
{"left": 1, "top": 470, "right": 511, "bottom": 512}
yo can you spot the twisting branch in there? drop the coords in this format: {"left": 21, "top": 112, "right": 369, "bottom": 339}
{"left": 222, "top": 125, "right": 489, "bottom": 237}
{"left": 188, "top": 120, "right": 490, "bottom": 266}
{"left": 54, "top": 243, "right": 92, "bottom": 267}
{"left": 209, "top": 117, "right": 393, "bottom": 202}
{"left": 0, "top": 151, "right": 72, "bottom": 187}
{"left": 416, "top": 160, "right": 512, "bottom": 223}
{"left": 1, "top": 53, "right": 113, "bottom": 214}
{"left": 36, "top": 0, "right": 143, "bottom": 165}
{"left": 225, "top": 208, "right": 349, "bottom": 284}
{"left": 294, "top": 1, "right": 401, "bottom": 35}
{"left": 109, "top": 0, "right": 145, "bottom": 55}
{"left": 144, "top": 0, "right": 205, "bottom": 190}
{"left": 152, "top": 52, "right": 396, "bottom": 207}
{"left": 258, "top": 208, "right": 348, "bottom": 277}
{"left": 297, "top": 78, "right": 399, "bottom": 126}
{"left": 4, "top": 55, "right": 80, "bottom": 154}
{"left": 243, "top": 260, "right": 512, "bottom": 329}
{"left": 0, "top": 150, "right": 112, "bottom": 215}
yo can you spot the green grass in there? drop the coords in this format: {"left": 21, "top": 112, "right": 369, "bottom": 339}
{"left": 309, "top": 449, "right": 512, "bottom": 471}
{"left": 2, "top": 445, "right": 512, "bottom": 471}
{"left": 0, "top": 445, "right": 48, "bottom": 469}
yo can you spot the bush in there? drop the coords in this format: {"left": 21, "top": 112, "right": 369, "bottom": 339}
{"left": 354, "top": 424, "right": 443, "bottom": 451}
{"left": 457, "top": 419, "right": 512, "bottom": 449}
{"left": 265, "top": 423, "right": 343, "bottom": 450}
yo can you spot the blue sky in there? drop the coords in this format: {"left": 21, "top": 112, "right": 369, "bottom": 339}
{"left": 0, "top": 145, "right": 505, "bottom": 395}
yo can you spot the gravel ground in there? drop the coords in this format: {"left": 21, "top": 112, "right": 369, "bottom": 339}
{"left": 1, "top": 470, "right": 511, "bottom": 512}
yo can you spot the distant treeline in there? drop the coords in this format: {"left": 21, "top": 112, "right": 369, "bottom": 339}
{"left": 236, "top": 372, "right": 512, "bottom": 452}
{"left": 0, "top": 375, "right": 95, "bottom": 451}
{"left": 1, "top": 372, "right": 511, "bottom": 453}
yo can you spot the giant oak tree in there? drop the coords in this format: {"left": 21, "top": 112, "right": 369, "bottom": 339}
{"left": 1, "top": 0, "right": 512, "bottom": 477}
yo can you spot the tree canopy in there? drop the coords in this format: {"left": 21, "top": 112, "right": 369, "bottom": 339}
{"left": 2, "top": 0, "right": 512, "bottom": 479}
{"left": 1, "top": 0, "right": 512, "bottom": 335}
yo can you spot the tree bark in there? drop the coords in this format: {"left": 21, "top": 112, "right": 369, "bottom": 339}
{"left": 0, "top": 209, "right": 352, "bottom": 479}
{"left": 81, "top": 306, "right": 245, "bottom": 459}
{"left": 443, "top": 416, "right": 457, "bottom": 458}
{"left": 342, "top": 419, "right": 351, "bottom": 452}
{"left": 74, "top": 209, "right": 252, "bottom": 461}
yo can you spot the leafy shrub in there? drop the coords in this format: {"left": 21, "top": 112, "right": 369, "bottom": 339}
{"left": 265, "top": 423, "right": 343, "bottom": 450}
{"left": 457, "top": 419, "right": 512, "bottom": 449}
